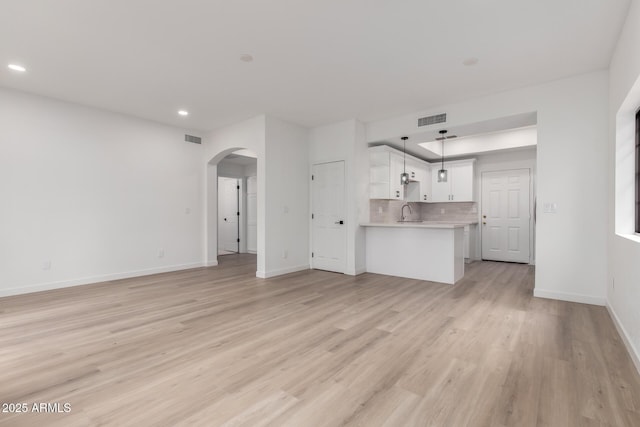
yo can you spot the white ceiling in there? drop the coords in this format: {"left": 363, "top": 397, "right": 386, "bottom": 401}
{"left": 419, "top": 126, "right": 537, "bottom": 160}
{"left": 371, "top": 112, "right": 538, "bottom": 159}
{"left": 0, "top": 0, "right": 630, "bottom": 131}
{"left": 221, "top": 153, "right": 258, "bottom": 167}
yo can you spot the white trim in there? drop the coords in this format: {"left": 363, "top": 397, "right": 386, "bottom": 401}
{"left": 310, "top": 160, "right": 348, "bottom": 275}
{"left": 607, "top": 304, "right": 640, "bottom": 376}
{"left": 205, "top": 260, "right": 219, "bottom": 267}
{"left": 0, "top": 262, "right": 205, "bottom": 298}
{"left": 247, "top": 250, "right": 257, "bottom": 254}
{"left": 345, "top": 267, "right": 367, "bottom": 276}
{"left": 616, "top": 232, "right": 640, "bottom": 244}
{"left": 533, "top": 288, "right": 605, "bottom": 306}
{"left": 256, "top": 264, "right": 309, "bottom": 279}
{"left": 480, "top": 167, "right": 534, "bottom": 264}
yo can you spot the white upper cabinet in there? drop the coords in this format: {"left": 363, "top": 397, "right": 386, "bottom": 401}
{"left": 389, "top": 152, "right": 404, "bottom": 200}
{"left": 431, "top": 168, "right": 451, "bottom": 202}
{"left": 430, "top": 159, "right": 475, "bottom": 202}
{"left": 416, "top": 163, "right": 431, "bottom": 202}
{"left": 369, "top": 147, "right": 403, "bottom": 200}
{"left": 369, "top": 146, "right": 469, "bottom": 202}
{"left": 450, "top": 161, "right": 474, "bottom": 201}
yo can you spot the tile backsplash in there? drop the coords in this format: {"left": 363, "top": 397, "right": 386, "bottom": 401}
{"left": 370, "top": 200, "right": 478, "bottom": 223}
{"left": 421, "top": 202, "right": 478, "bottom": 222}
{"left": 370, "top": 200, "right": 421, "bottom": 223}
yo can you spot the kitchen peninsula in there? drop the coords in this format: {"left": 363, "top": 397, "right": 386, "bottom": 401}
{"left": 362, "top": 222, "right": 467, "bottom": 284}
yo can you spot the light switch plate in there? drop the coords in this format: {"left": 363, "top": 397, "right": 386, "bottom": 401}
{"left": 543, "top": 202, "right": 558, "bottom": 213}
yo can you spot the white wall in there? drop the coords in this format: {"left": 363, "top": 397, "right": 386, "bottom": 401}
{"left": 309, "top": 119, "right": 368, "bottom": 275}
{"left": 367, "top": 70, "right": 609, "bottom": 305}
{"left": 262, "top": 116, "right": 310, "bottom": 277}
{"left": 475, "top": 148, "right": 537, "bottom": 264}
{"left": 217, "top": 161, "right": 245, "bottom": 178}
{"left": 608, "top": 0, "right": 640, "bottom": 372}
{"left": 204, "top": 116, "right": 266, "bottom": 272}
{"left": 0, "top": 88, "right": 204, "bottom": 296}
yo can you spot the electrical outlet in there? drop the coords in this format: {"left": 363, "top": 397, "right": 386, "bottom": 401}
{"left": 282, "top": 250, "right": 288, "bottom": 259}
{"left": 42, "top": 261, "right": 51, "bottom": 270}
{"left": 158, "top": 249, "right": 165, "bottom": 258}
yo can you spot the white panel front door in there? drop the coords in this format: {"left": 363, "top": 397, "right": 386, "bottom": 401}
{"left": 218, "top": 177, "right": 239, "bottom": 253}
{"left": 481, "top": 169, "right": 530, "bottom": 263}
{"left": 312, "top": 161, "right": 346, "bottom": 273}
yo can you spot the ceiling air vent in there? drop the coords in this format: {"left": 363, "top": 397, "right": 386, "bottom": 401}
{"left": 185, "top": 134, "right": 202, "bottom": 144}
{"left": 417, "top": 113, "right": 447, "bottom": 127}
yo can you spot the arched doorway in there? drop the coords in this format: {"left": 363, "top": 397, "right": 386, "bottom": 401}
{"left": 205, "top": 147, "right": 261, "bottom": 274}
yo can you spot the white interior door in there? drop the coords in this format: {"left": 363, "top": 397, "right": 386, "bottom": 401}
{"left": 246, "top": 176, "right": 257, "bottom": 253}
{"left": 312, "top": 161, "right": 346, "bottom": 273}
{"left": 218, "top": 177, "right": 239, "bottom": 253}
{"left": 481, "top": 169, "right": 531, "bottom": 263}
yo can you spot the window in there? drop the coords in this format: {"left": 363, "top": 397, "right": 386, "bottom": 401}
{"left": 636, "top": 109, "right": 640, "bottom": 233}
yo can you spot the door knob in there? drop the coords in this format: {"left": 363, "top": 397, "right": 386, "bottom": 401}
{"left": 335, "top": 220, "right": 344, "bottom": 225}
{"left": 483, "top": 222, "right": 487, "bottom": 225}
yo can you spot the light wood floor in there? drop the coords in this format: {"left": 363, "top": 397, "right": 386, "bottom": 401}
{"left": 1, "top": 255, "right": 639, "bottom": 426}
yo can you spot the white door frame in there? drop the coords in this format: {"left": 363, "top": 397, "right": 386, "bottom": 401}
{"left": 310, "top": 160, "right": 347, "bottom": 273}
{"left": 480, "top": 168, "right": 534, "bottom": 264}
{"left": 218, "top": 176, "right": 240, "bottom": 253}
{"left": 206, "top": 147, "right": 262, "bottom": 274}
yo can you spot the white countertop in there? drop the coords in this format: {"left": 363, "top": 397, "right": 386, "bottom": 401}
{"left": 361, "top": 221, "right": 468, "bottom": 229}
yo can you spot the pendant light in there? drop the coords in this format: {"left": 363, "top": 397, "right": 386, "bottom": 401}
{"left": 400, "top": 136, "right": 410, "bottom": 185}
{"left": 436, "top": 130, "right": 457, "bottom": 182}
{"left": 437, "top": 130, "right": 448, "bottom": 182}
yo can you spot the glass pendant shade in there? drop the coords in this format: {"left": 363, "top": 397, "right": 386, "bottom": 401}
{"left": 401, "top": 136, "right": 409, "bottom": 186}
{"left": 401, "top": 172, "right": 409, "bottom": 185}
{"left": 437, "top": 131, "right": 448, "bottom": 183}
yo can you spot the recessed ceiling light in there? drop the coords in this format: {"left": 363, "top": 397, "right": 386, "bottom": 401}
{"left": 8, "top": 64, "right": 26, "bottom": 72}
{"left": 239, "top": 54, "right": 254, "bottom": 63}
{"left": 178, "top": 110, "right": 189, "bottom": 116}
{"left": 463, "top": 57, "right": 479, "bottom": 66}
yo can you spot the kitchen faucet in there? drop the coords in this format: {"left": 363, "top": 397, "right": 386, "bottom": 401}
{"left": 401, "top": 203, "right": 412, "bottom": 221}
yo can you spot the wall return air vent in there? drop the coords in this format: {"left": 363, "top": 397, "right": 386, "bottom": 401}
{"left": 417, "top": 113, "right": 447, "bottom": 127}
{"left": 185, "top": 134, "right": 202, "bottom": 144}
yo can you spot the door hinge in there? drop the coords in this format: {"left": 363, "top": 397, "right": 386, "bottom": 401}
{"left": 237, "top": 238, "right": 240, "bottom": 243}
{"left": 237, "top": 185, "right": 240, "bottom": 190}
{"left": 312, "top": 213, "right": 314, "bottom": 219}
{"left": 311, "top": 175, "right": 314, "bottom": 180}
{"left": 312, "top": 252, "right": 314, "bottom": 258}
{"left": 237, "top": 211, "right": 240, "bottom": 216}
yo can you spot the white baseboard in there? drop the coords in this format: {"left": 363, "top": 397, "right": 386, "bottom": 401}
{"left": 0, "top": 262, "right": 206, "bottom": 298}
{"left": 533, "top": 289, "right": 606, "bottom": 306}
{"left": 247, "top": 250, "right": 257, "bottom": 254}
{"left": 607, "top": 304, "right": 640, "bottom": 376}
{"left": 256, "top": 264, "right": 309, "bottom": 279}
{"left": 205, "top": 260, "right": 219, "bottom": 267}
{"left": 345, "top": 267, "right": 367, "bottom": 276}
